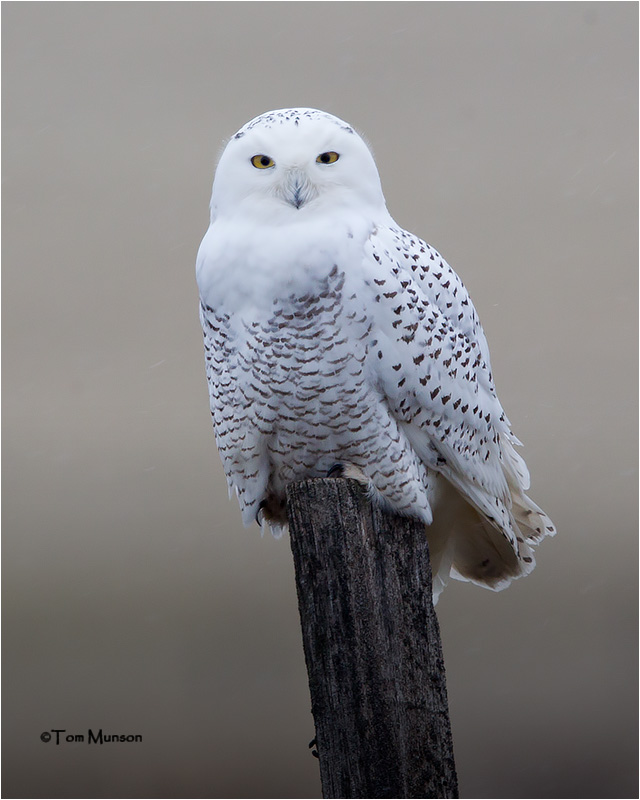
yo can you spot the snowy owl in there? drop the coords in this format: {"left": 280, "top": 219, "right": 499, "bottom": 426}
{"left": 196, "top": 108, "right": 555, "bottom": 600}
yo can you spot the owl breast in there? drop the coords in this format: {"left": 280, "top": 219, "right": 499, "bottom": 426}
{"left": 200, "top": 262, "right": 435, "bottom": 530}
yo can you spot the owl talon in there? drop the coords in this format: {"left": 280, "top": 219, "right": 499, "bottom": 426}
{"left": 309, "top": 738, "right": 319, "bottom": 758}
{"left": 326, "top": 463, "right": 344, "bottom": 478}
{"left": 255, "top": 500, "right": 266, "bottom": 526}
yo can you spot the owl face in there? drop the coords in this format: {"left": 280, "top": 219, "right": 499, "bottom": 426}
{"left": 210, "top": 109, "right": 387, "bottom": 223}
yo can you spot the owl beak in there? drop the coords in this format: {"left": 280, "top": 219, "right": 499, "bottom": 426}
{"left": 281, "top": 168, "right": 318, "bottom": 209}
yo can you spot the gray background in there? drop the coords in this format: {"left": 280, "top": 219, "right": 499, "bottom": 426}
{"left": 3, "top": 2, "right": 637, "bottom": 798}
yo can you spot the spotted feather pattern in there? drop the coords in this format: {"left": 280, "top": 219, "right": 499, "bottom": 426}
{"left": 360, "top": 226, "right": 556, "bottom": 591}
{"left": 201, "top": 263, "right": 438, "bottom": 535}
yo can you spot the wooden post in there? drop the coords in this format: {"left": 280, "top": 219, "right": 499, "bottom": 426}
{"left": 287, "top": 478, "right": 458, "bottom": 799}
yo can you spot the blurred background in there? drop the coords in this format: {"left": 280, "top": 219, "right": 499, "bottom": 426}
{"left": 3, "top": 3, "right": 637, "bottom": 798}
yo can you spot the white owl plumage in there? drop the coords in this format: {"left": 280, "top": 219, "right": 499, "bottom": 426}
{"left": 196, "top": 108, "right": 555, "bottom": 601}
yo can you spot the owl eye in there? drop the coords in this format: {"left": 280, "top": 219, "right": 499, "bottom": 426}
{"left": 251, "top": 154, "right": 275, "bottom": 169}
{"left": 316, "top": 151, "right": 340, "bottom": 164}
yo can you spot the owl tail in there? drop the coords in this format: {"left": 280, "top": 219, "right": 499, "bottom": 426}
{"left": 427, "top": 478, "right": 522, "bottom": 603}
{"left": 501, "top": 437, "right": 557, "bottom": 544}
{"left": 427, "top": 468, "right": 555, "bottom": 603}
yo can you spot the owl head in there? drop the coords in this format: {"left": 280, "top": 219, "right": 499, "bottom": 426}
{"left": 209, "top": 108, "right": 387, "bottom": 223}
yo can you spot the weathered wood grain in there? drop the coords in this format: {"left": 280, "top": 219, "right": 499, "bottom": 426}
{"left": 287, "top": 478, "right": 458, "bottom": 799}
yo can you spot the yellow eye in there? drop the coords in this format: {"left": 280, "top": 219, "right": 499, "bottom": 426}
{"left": 316, "top": 151, "right": 340, "bottom": 164}
{"left": 251, "top": 154, "right": 275, "bottom": 169}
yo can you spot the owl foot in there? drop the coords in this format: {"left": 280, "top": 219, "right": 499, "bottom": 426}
{"left": 254, "top": 496, "right": 288, "bottom": 529}
{"left": 308, "top": 738, "right": 319, "bottom": 758}
{"left": 327, "top": 462, "right": 371, "bottom": 486}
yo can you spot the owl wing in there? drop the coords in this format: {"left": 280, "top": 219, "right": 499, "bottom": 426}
{"left": 362, "top": 224, "right": 555, "bottom": 563}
